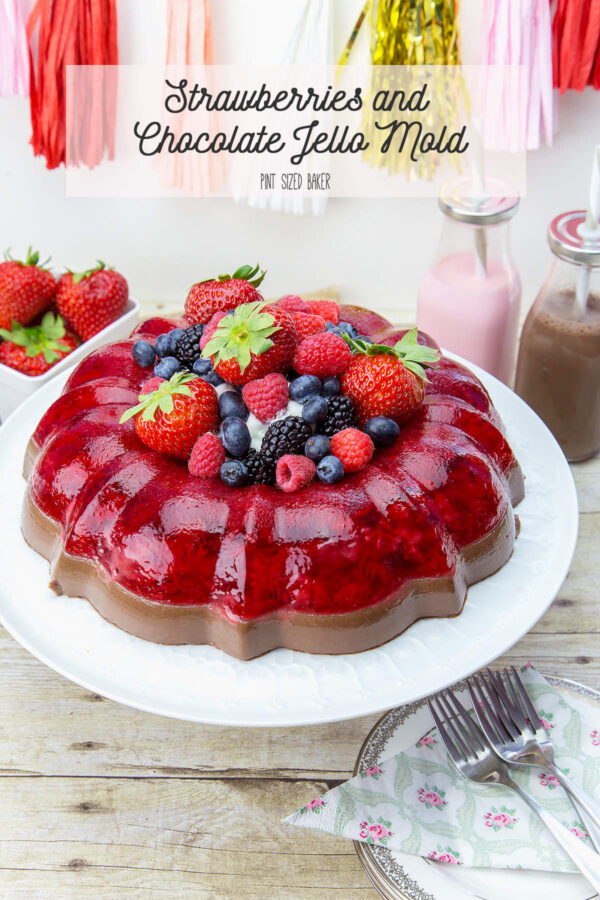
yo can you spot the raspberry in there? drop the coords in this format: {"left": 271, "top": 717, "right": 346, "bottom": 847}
{"left": 242, "top": 373, "right": 289, "bottom": 423}
{"left": 140, "top": 376, "right": 165, "bottom": 395}
{"left": 293, "top": 332, "right": 352, "bottom": 378}
{"left": 292, "top": 311, "right": 327, "bottom": 342}
{"left": 277, "top": 294, "right": 312, "bottom": 314}
{"left": 199, "top": 311, "right": 229, "bottom": 350}
{"left": 188, "top": 433, "right": 225, "bottom": 478}
{"left": 330, "top": 428, "right": 374, "bottom": 473}
{"left": 307, "top": 299, "right": 340, "bottom": 324}
{"left": 276, "top": 454, "right": 317, "bottom": 493}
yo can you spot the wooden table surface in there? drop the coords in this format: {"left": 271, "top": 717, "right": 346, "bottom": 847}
{"left": 1, "top": 300, "right": 599, "bottom": 898}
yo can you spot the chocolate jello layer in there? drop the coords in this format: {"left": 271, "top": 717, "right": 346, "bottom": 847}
{"left": 22, "top": 484, "right": 518, "bottom": 659}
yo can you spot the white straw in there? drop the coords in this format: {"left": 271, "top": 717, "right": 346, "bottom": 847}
{"left": 575, "top": 145, "right": 600, "bottom": 316}
{"left": 470, "top": 114, "right": 488, "bottom": 279}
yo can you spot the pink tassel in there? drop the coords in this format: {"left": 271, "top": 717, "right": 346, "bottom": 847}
{"left": 479, "top": 0, "right": 553, "bottom": 151}
{"left": 163, "top": 0, "right": 223, "bottom": 195}
{"left": 0, "top": 0, "right": 30, "bottom": 97}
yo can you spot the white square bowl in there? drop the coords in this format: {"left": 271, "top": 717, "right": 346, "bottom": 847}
{"left": 0, "top": 297, "right": 140, "bottom": 422}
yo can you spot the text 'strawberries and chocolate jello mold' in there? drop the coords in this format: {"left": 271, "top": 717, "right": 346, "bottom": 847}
{"left": 21, "top": 265, "right": 524, "bottom": 659}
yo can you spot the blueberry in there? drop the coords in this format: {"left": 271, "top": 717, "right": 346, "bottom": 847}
{"left": 305, "top": 434, "right": 331, "bottom": 462}
{"left": 219, "top": 390, "right": 249, "bottom": 420}
{"left": 132, "top": 340, "right": 156, "bottom": 368}
{"left": 155, "top": 333, "right": 177, "bottom": 358}
{"left": 220, "top": 459, "right": 248, "bottom": 487}
{"left": 364, "top": 416, "right": 400, "bottom": 447}
{"left": 202, "top": 369, "right": 224, "bottom": 387}
{"left": 302, "top": 395, "right": 328, "bottom": 424}
{"left": 321, "top": 376, "right": 340, "bottom": 397}
{"left": 222, "top": 416, "right": 251, "bottom": 458}
{"left": 169, "top": 328, "right": 185, "bottom": 345}
{"left": 337, "top": 321, "right": 358, "bottom": 338}
{"left": 192, "top": 357, "right": 213, "bottom": 376}
{"left": 357, "top": 334, "right": 373, "bottom": 344}
{"left": 289, "top": 374, "right": 321, "bottom": 402}
{"left": 317, "top": 455, "right": 344, "bottom": 484}
{"left": 154, "top": 356, "right": 180, "bottom": 379}
{"left": 325, "top": 321, "right": 338, "bottom": 332}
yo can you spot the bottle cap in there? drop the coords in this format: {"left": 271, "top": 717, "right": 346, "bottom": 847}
{"left": 549, "top": 210, "right": 600, "bottom": 266}
{"left": 439, "top": 177, "right": 519, "bottom": 225}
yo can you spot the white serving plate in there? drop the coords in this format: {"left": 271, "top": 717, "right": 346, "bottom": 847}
{"left": 0, "top": 296, "right": 140, "bottom": 420}
{"left": 0, "top": 355, "right": 578, "bottom": 726}
{"left": 354, "top": 675, "right": 599, "bottom": 900}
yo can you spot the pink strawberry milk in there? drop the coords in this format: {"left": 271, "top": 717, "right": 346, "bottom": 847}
{"left": 418, "top": 180, "right": 521, "bottom": 385}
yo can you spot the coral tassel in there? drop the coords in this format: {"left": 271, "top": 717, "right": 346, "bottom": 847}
{"left": 553, "top": 0, "right": 600, "bottom": 92}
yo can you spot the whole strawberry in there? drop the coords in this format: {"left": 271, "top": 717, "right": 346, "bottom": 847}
{"left": 185, "top": 264, "right": 265, "bottom": 324}
{"left": 0, "top": 247, "right": 56, "bottom": 330}
{"left": 57, "top": 261, "right": 128, "bottom": 341}
{"left": 0, "top": 312, "right": 77, "bottom": 376}
{"left": 201, "top": 301, "right": 297, "bottom": 386}
{"left": 341, "top": 329, "right": 440, "bottom": 426}
{"left": 120, "top": 372, "right": 219, "bottom": 459}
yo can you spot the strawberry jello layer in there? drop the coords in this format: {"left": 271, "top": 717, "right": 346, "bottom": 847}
{"left": 22, "top": 307, "right": 524, "bottom": 659}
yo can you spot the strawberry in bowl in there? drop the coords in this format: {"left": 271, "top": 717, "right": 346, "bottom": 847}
{"left": 0, "top": 313, "right": 78, "bottom": 376}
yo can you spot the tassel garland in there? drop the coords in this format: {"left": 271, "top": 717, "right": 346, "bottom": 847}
{"left": 479, "top": 0, "right": 553, "bottom": 150}
{"left": 1, "top": 0, "right": 30, "bottom": 97}
{"left": 553, "top": 0, "right": 600, "bottom": 92}
{"left": 27, "top": 0, "right": 118, "bottom": 170}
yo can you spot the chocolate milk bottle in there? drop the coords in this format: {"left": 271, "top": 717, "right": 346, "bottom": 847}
{"left": 515, "top": 211, "right": 600, "bottom": 461}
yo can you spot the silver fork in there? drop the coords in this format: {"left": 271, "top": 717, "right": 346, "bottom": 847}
{"left": 428, "top": 687, "right": 600, "bottom": 890}
{"left": 468, "top": 667, "right": 600, "bottom": 852}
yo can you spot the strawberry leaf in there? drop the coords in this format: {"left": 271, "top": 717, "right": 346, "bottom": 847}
{"left": 119, "top": 371, "right": 197, "bottom": 425}
{"left": 201, "top": 301, "right": 280, "bottom": 373}
{"left": 344, "top": 328, "right": 440, "bottom": 381}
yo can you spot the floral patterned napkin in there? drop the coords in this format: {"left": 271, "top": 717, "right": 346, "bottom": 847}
{"left": 285, "top": 666, "right": 600, "bottom": 872}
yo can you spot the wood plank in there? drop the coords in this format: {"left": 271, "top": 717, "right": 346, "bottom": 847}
{"left": 0, "top": 777, "right": 378, "bottom": 899}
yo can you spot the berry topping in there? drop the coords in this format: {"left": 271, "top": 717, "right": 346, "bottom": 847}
{"left": 0, "top": 312, "right": 77, "bottom": 376}
{"left": 289, "top": 374, "right": 321, "bottom": 402}
{"left": 322, "top": 376, "right": 341, "bottom": 396}
{"left": 185, "top": 263, "right": 266, "bottom": 324}
{"left": 261, "top": 416, "right": 313, "bottom": 463}
{"left": 341, "top": 328, "right": 440, "bottom": 425}
{"left": 202, "top": 302, "right": 297, "bottom": 385}
{"left": 242, "top": 372, "right": 289, "bottom": 423}
{"left": 220, "top": 459, "right": 248, "bottom": 487}
{"left": 202, "top": 369, "right": 225, "bottom": 387}
{"left": 293, "top": 332, "right": 352, "bottom": 378}
{"left": 337, "top": 321, "right": 358, "bottom": 338}
{"left": 243, "top": 449, "right": 276, "bottom": 486}
{"left": 221, "top": 416, "right": 251, "bottom": 458}
{"left": 192, "top": 357, "right": 213, "bottom": 376}
{"left": 188, "top": 433, "right": 225, "bottom": 478}
{"left": 155, "top": 332, "right": 178, "bottom": 358}
{"left": 140, "top": 376, "right": 165, "bottom": 395}
{"left": 56, "top": 261, "right": 128, "bottom": 341}
{"left": 292, "top": 311, "right": 327, "bottom": 341}
{"left": 304, "top": 434, "right": 331, "bottom": 462}
{"left": 276, "top": 454, "right": 317, "bottom": 493}
{"left": 132, "top": 340, "right": 156, "bottom": 368}
{"left": 154, "top": 357, "right": 181, "bottom": 380}
{"left": 330, "top": 428, "right": 374, "bottom": 473}
{"left": 169, "top": 327, "right": 186, "bottom": 344}
{"left": 120, "top": 372, "right": 219, "bottom": 460}
{"left": 316, "top": 454, "right": 344, "bottom": 484}
{"left": 276, "top": 294, "right": 312, "bottom": 314}
{"left": 219, "top": 390, "right": 249, "bottom": 420}
{"left": 175, "top": 323, "right": 205, "bottom": 370}
{"left": 364, "top": 416, "right": 401, "bottom": 447}
{"left": 302, "top": 395, "right": 328, "bottom": 424}
{"left": 320, "top": 395, "right": 359, "bottom": 436}
{"left": 306, "top": 299, "right": 340, "bottom": 324}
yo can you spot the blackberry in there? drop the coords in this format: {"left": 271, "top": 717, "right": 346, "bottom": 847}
{"left": 321, "top": 396, "right": 358, "bottom": 436}
{"left": 175, "top": 323, "right": 205, "bottom": 370}
{"left": 261, "top": 416, "right": 312, "bottom": 463}
{"left": 243, "top": 449, "right": 276, "bottom": 486}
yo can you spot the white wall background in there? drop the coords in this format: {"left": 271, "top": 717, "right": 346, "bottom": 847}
{"left": 1, "top": 0, "right": 599, "bottom": 318}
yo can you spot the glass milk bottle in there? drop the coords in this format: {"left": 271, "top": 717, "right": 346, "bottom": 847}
{"left": 515, "top": 211, "right": 600, "bottom": 462}
{"left": 417, "top": 180, "right": 521, "bottom": 385}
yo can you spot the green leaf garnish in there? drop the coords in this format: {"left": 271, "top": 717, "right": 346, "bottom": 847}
{"left": 119, "top": 371, "right": 196, "bottom": 424}
{"left": 343, "top": 328, "right": 440, "bottom": 381}
{"left": 201, "top": 301, "right": 280, "bottom": 373}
